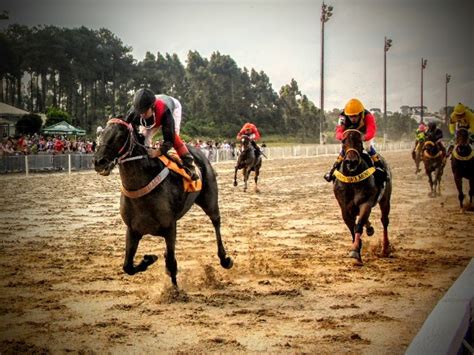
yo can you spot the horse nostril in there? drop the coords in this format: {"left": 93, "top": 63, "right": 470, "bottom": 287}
{"left": 94, "top": 158, "right": 105, "bottom": 166}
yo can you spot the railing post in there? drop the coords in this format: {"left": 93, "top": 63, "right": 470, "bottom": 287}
{"left": 25, "top": 155, "right": 29, "bottom": 176}
{"left": 68, "top": 154, "right": 71, "bottom": 174}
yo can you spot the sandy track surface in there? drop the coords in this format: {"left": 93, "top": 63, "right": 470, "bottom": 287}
{"left": 0, "top": 151, "right": 472, "bottom": 354}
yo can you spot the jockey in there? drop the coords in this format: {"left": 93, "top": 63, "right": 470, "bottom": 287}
{"left": 237, "top": 122, "right": 262, "bottom": 156}
{"left": 323, "top": 98, "right": 387, "bottom": 183}
{"left": 412, "top": 122, "right": 427, "bottom": 156}
{"left": 448, "top": 102, "right": 474, "bottom": 153}
{"left": 425, "top": 121, "right": 446, "bottom": 156}
{"left": 133, "top": 88, "right": 198, "bottom": 180}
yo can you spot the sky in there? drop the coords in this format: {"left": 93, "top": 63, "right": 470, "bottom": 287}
{"left": 1, "top": 0, "right": 473, "bottom": 113}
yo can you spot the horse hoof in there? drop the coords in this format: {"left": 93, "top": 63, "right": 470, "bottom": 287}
{"left": 233, "top": 182, "right": 238, "bottom": 187}
{"left": 144, "top": 254, "right": 158, "bottom": 265}
{"left": 366, "top": 226, "right": 375, "bottom": 236}
{"left": 347, "top": 250, "right": 362, "bottom": 264}
{"left": 123, "top": 265, "right": 136, "bottom": 275}
{"left": 221, "top": 256, "right": 233, "bottom": 269}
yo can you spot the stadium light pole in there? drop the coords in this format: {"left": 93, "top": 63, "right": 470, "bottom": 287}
{"left": 420, "top": 57, "right": 427, "bottom": 123}
{"left": 445, "top": 74, "right": 451, "bottom": 126}
{"left": 320, "top": 2, "right": 333, "bottom": 144}
{"left": 383, "top": 37, "right": 392, "bottom": 144}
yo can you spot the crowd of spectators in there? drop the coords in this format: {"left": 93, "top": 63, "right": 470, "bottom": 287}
{"left": 0, "top": 134, "right": 96, "bottom": 156}
{"left": 1, "top": 133, "right": 262, "bottom": 163}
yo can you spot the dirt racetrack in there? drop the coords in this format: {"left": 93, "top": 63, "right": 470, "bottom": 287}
{"left": 0, "top": 150, "right": 473, "bottom": 354}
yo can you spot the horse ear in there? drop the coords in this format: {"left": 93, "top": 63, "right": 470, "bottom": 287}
{"left": 125, "top": 108, "right": 138, "bottom": 123}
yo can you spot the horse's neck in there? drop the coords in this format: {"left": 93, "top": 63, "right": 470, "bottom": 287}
{"left": 118, "top": 154, "right": 163, "bottom": 190}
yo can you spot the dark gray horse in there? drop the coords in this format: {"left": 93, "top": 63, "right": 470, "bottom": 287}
{"left": 451, "top": 128, "right": 474, "bottom": 211}
{"left": 93, "top": 117, "right": 233, "bottom": 287}
{"left": 333, "top": 129, "right": 392, "bottom": 264}
{"left": 233, "top": 135, "right": 262, "bottom": 192}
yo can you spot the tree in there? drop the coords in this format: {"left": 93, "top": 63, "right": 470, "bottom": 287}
{"left": 45, "top": 106, "right": 70, "bottom": 126}
{"left": 15, "top": 113, "right": 43, "bottom": 135}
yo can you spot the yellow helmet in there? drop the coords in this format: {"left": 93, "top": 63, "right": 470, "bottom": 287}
{"left": 344, "top": 98, "right": 365, "bottom": 116}
{"left": 454, "top": 102, "right": 466, "bottom": 115}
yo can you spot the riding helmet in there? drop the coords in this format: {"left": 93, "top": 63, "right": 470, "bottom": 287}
{"left": 454, "top": 102, "right": 466, "bottom": 115}
{"left": 133, "top": 88, "right": 156, "bottom": 114}
{"left": 344, "top": 98, "right": 364, "bottom": 116}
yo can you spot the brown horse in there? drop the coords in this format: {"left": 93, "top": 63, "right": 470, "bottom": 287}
{"left": 93, "top": 117, "right": 233, "bottom": 287}
{"left": 233, "top": 135, "right": 262, "bottom": 192}
{"left": 333, "top": 129, "right": 392, "bottom": 264}
{"left": 422, "top": 140, "right": 446, "bottom": 197}
{"left": 451, "top": 128, "right": 474, "bottom": 211}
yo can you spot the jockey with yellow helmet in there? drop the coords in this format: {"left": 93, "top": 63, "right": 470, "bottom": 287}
{"left": 447, "top": 102, "right": 474, "bottom": 153}
{"left": 324, "top": 98, "right": 387, "bottom": 182}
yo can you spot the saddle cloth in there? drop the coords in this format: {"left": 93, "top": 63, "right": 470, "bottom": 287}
{"left": 158, "top": 150, "right": 202, "bottom": 192}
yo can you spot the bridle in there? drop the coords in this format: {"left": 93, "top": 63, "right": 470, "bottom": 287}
{"left": 342, "top": 129, "right": 362, "bottom": 167}
{"left": 105, "top": 118, "right": 148, "bottom": 166}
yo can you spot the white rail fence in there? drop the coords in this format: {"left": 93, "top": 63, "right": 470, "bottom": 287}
{"left": 0, "top": 142, "right": 412, "bottom": 175}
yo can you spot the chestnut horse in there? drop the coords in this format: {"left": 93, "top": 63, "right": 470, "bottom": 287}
{"left": 451, "top": 128, "right": 474, "bottom": 210}
{"left": 233, "top": 134, "right": 262, "bottom": 192}
{"left": 333, "top": 129, "right": 392, "bottom": 264}
{"left": 93, "top": 117, "right": 233, "bottom": 287}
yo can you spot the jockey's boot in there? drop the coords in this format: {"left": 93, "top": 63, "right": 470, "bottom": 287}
{"left": 251, "top": 140, "right": 261, "bottom": 158}
{"left": 181, "top": 153, "right": 199, "bottom": 181}
{"left": 324, "top": 161, "right": 341, "bottom": 182}
{"left": 371, "top": 155, "right": 388, "bottom": 185}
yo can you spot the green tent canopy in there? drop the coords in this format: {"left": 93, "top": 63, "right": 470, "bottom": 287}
{"left": 41, "top": 121, "right": 86, "bottom": 136}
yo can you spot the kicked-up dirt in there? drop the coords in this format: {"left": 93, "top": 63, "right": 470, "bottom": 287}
{"left": 0, "top": 150, "right": 472, "bottom": 353}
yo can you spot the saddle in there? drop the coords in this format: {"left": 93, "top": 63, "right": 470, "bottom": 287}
{"left": 158, "top": 150, "right": 202, "bottom": 192}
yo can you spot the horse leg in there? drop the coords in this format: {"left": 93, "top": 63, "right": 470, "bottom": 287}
{"left": 427, "top": 171, "right": 435, "bottom": 197}
{"left": 341, "top": 211, "right": 361, "bottom": 263}
{"left": 454, "top": 176, "right": 464, "bottom": 210}
{"left": 195, "top": 197, "right": 233, "bottom": 270}
{"left": 233, "top": 166, "right": 239, "bottom": 187}
{"left": 352, "top": 203, "right": 372, "bottom": 257}
{"left": 469, "top": 178, "right": 474, "bottom": 208}
{"left": 123, "top": 228, "right": 158, "bottom": 275}
{"left": 379, "top": 196, "right": 391, "bottom": 257}
{"left": 254, "top": 166, "right": 260, "bottom": 193}
{"left": 163, "top": 224, "right": 178, "bottom": 286}
{"left": 243, "top": 168, "right": 250, "bottom": 192}
{"left": 365, "top": 220, "right": 374, "bottom": 236}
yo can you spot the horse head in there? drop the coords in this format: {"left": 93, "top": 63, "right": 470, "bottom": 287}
{"left": 240, "top": 134, "right": 252, "bottom": 152}
{"left": 342, "top": 129, "right": 364, "bottom": 172}
{"left": 456, "top": 128, "right": 469, "bottom": 146}
{"left": 422, "top": 140, "right": 440, "bottom": 159}
{"left": 454, "top": 128, "right": 472, "bottom": 159}
{"left": 94, "top": 117, "right": 140, "bottom": 176}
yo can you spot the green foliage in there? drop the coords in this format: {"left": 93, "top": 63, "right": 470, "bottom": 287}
{"left": 45, "top": 106, "right": 70, "bottom": 126}
{"left": 15, "top": 114, "right": 43, "bottom": 135}
{"left": 1, "top": 24, "right": 415, "bottom": 143}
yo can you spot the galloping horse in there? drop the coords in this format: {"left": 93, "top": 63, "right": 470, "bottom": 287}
{"left": 422, "top": 140, "right": 446, "bottom": 197}
{"left": 333, "top": 129, "right": 392, "bottom": 264}
{"left": 450, "top": 128, "right": 473, "bottom": 210}
{"left": 93, "top": 117, "right": 233, "bottom": 287}
{"left": 233, "top": 134, "right": 262, "bottom": 192}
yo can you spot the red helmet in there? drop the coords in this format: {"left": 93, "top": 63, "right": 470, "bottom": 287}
{"left": 418, "top": 123, "right": 426, "bottom": 132}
